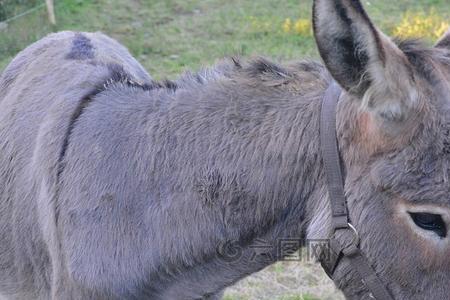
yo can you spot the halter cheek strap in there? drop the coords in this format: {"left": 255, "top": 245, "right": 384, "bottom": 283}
{"left": 319, "top": 81, "right": 394, "bottom": 300}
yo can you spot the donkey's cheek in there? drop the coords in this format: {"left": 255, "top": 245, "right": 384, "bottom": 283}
{"left": 420, "top": 242, "right": 450, "bottom": 270}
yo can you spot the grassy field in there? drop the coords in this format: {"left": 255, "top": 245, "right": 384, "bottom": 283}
{"left": 1, "top": 0, "right": 449, "bottom": 78}
{"left": 0, "top": 0, "right": 449, "bottom": 299}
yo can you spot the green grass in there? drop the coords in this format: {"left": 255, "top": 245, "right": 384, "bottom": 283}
{"left": 1, "top": 0, "right": 449, "bottom": 78}
{"left": 224, "top": 294, "right": 319, "bottom": 300}
{"left": 0, "top": 1, "right": 449, "bottom": 299}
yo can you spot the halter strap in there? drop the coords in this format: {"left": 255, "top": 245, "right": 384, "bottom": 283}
{"left": 319, "top": 81, "right": 394, "bottom": 300}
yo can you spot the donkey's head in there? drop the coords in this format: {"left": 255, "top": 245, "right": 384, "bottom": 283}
{"left": 312, "top": 0, "right": 450, "bottom": 299}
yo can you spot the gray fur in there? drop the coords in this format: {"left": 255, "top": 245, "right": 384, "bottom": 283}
{"left": 1, "top": 1, "right": 450, "bottom": 299}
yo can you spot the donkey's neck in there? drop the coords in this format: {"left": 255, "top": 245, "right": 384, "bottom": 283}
{"left": 147, "top": 59, "right": 332, "bottom": 246}
{"left": 94, "top": 59, "right": 333, "bottom": 297}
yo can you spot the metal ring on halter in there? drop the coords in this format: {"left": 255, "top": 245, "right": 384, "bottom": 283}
{"left": 333, "top": 222, "right": 360, "bottom": 255}
{"left": 347, "top": 223, "right": 360, "bottom": 246}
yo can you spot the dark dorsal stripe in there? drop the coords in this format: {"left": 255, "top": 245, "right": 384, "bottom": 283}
{"left": 66, "top": 33, "right": 95, "bottom": 60}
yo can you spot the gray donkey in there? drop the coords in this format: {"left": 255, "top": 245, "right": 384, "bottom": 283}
{"left": 1, "top": 0, "right": 450, "bottom": 299}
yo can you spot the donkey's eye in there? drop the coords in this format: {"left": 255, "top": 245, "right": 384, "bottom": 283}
{"left": 409, "top": 212, "right": 447, "bottom": 238}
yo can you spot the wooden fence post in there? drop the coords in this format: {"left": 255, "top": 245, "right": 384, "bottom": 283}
{"left": 45, "top": 0, "right": 56, "bottom": 25}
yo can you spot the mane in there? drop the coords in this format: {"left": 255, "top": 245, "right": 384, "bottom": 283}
{"left": 100, "top": 57, "right": 330, "bottom": 105}
{"left": 147, "top": 57, "right": 330, "bottom": 95}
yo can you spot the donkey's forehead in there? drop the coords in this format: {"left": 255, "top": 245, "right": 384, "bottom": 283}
{"left": 399, "top": 41, "right": 450, "bottom": 120}
{"left": 398, "top": 39, "right": 450, "bottom": 76}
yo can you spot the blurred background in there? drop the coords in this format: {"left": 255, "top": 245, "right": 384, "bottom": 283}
{"left": 0, "top": 0, "right": 448, "bottom": 299}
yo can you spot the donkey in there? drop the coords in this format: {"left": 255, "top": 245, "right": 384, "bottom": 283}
{"left": 1, "top": 0, "right": 450, "bottom": 299}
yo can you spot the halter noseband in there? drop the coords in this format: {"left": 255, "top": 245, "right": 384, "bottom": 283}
{"left": 319, "top": 81, "right": 394, "bottom": 300}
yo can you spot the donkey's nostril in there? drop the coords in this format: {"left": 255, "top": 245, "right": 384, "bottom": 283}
{"left": 409, "top": 212, "right": 447, "bottom": 238}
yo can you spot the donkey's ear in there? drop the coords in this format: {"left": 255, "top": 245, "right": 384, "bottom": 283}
{"left": 436, "top": 29, "right": 450, "bottom": 49}
{"left": 313, "top": 0, "right": 417, "bottom": 121}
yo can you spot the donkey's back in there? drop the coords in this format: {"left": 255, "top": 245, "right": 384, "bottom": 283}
{"left": 0, "top": 31, "right": 152, "bottom": 299}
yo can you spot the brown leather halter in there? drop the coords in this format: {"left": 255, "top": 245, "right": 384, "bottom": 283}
{"left": 319, "top": 81, "right": 394, "bottom": 300}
